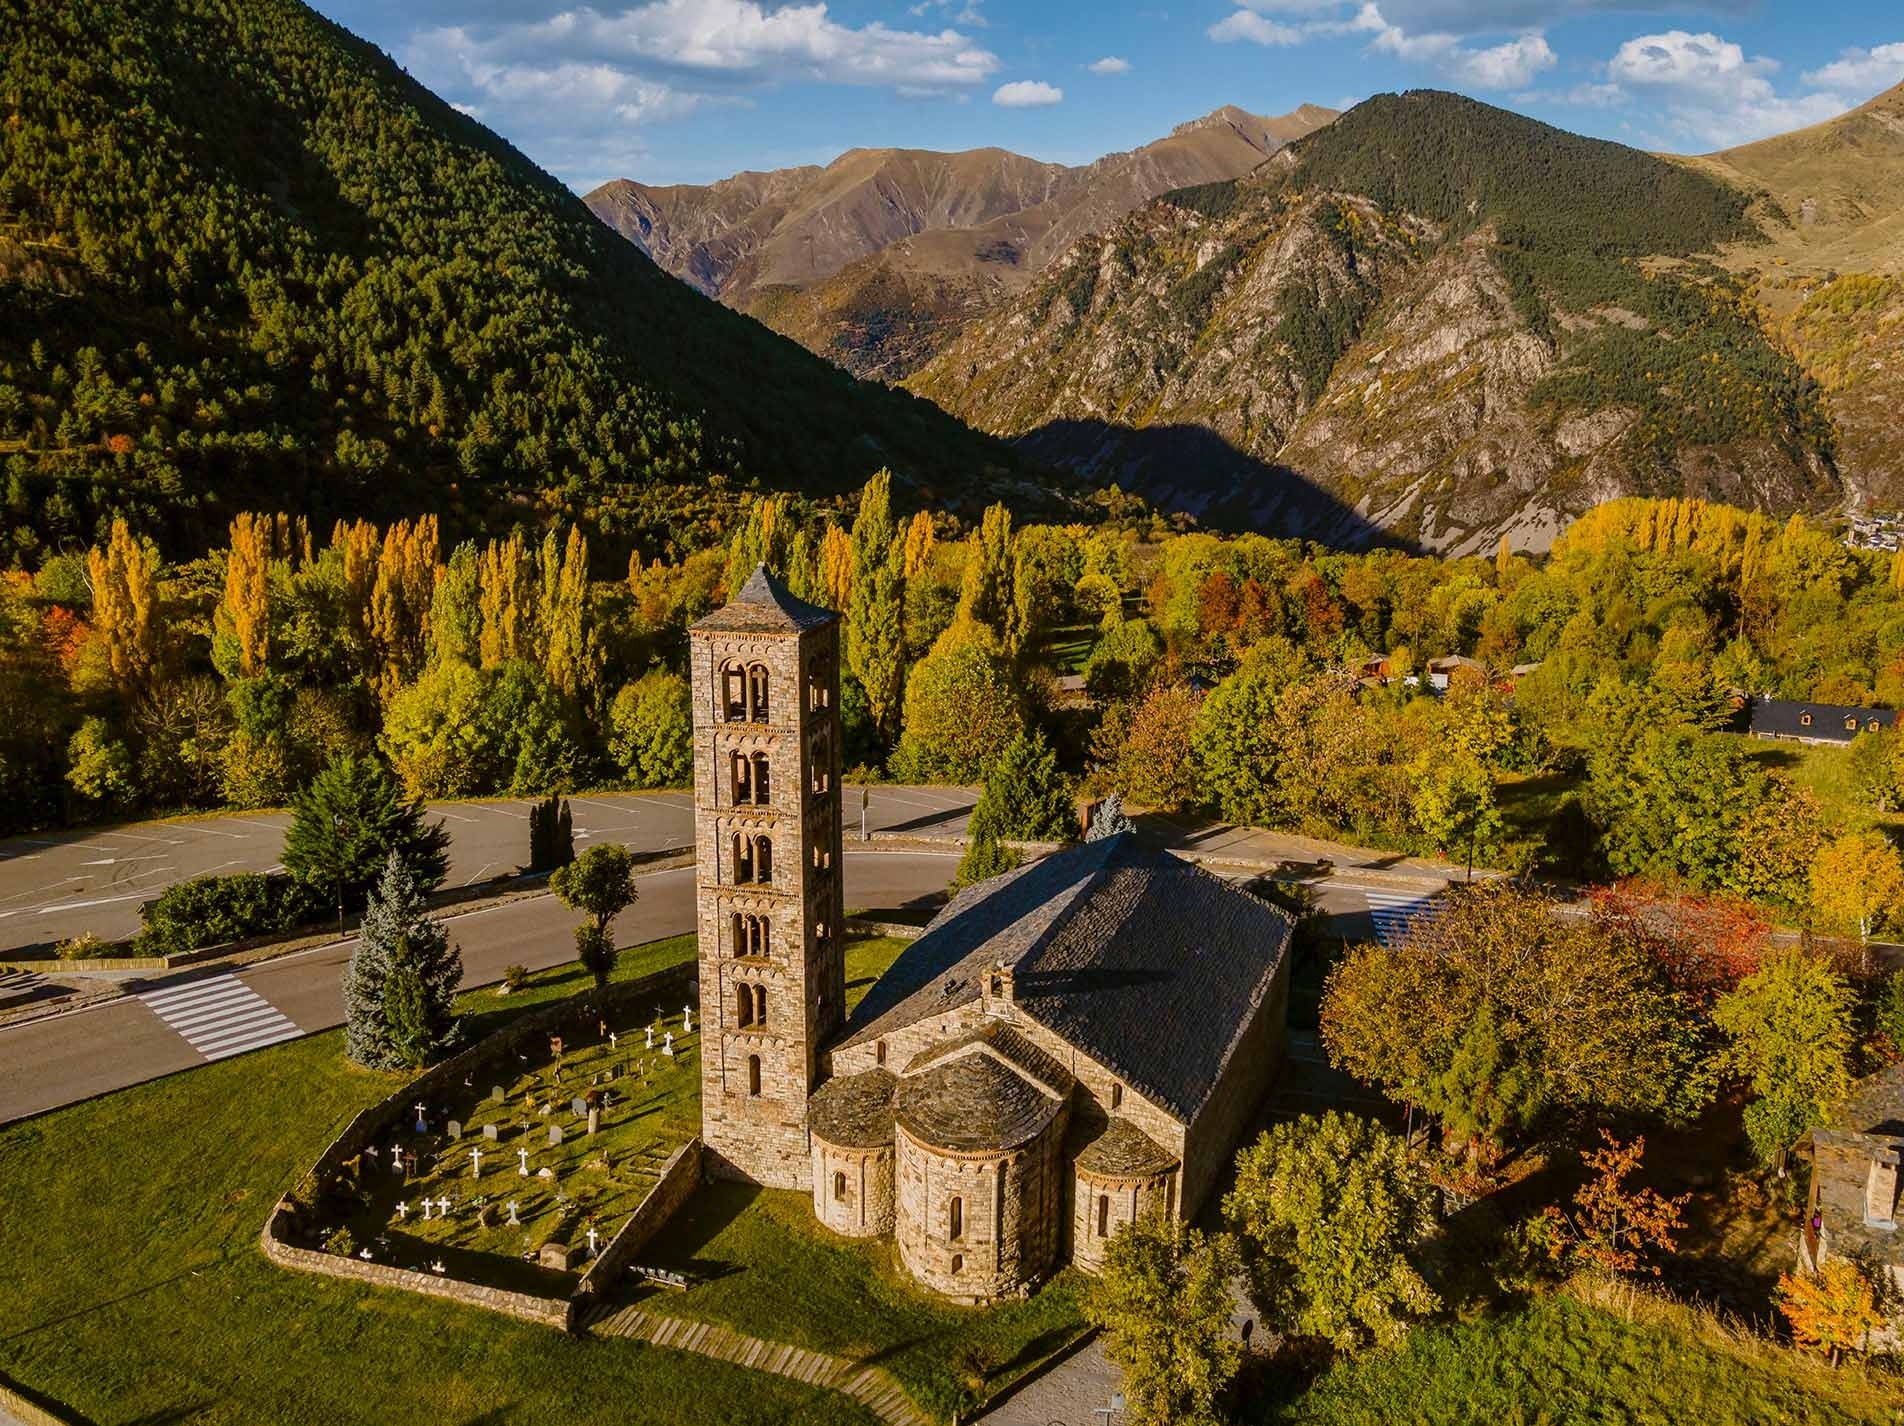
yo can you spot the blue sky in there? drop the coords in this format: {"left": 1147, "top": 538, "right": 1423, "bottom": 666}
{"left": 309, "top": 0, "right": 1904, "bottom": 191}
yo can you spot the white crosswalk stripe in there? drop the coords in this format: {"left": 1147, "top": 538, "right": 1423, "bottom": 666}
{"left": 139, "top": 974, "right": 302, "bottom": 1061}
{"left": 1360, "top": 888, "right": 1446, "bottom": 947}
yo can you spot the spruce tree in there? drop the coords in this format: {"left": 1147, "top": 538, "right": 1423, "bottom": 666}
{"left": 344, "top": 852, "right": 462, "bottom": 1069}
{"left": 969, "top": 730, "right": 1076, "bottom": 843}
{"left": 1087, "top": 793, "right": 1135, "bottom": 842}
{"left": 283, "top": 753, "right": 450, "bottom": 909}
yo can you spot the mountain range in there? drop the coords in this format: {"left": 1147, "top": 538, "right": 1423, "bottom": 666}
{"left": 586, "top": 105, "right": 1335, "bottom": 380}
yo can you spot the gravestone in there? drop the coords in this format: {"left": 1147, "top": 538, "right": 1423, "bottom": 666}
{"left": 447, "top": 1120, "right": 462, "bottom": 1140}
{"left": 483, "top": 1123, "right": 499, "bottom": 1142}
{"left": 548, "top": 1124, "right": 564, "bottom": 1148}
{"left": 490, "top": 1085, "right": 506, "bottom": 1103}
{"left": 570, "top": 1096, "right": 588, "bottom": 1119}
{"left": 538, "top": 1240, "right": 577, "bottom": 1270}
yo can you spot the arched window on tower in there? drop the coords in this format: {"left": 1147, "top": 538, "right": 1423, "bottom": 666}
{"left": 736, "top": 982, "right": 755, "bottom": 1028}
{"left": 754, "top": 835, "right": 773, "bottom": 884}
{"left": 807, "top": 654, "right": 833, "bottom": 712}
{"left": 731, "top": 750, "right": 752, "bottom": 805}
{"left": 732, "top": 913, "right": 767, "bottom": 958}
{"left": 721, "top": 662, "right": 748, "bottom": 721}
{"left": 752, "top": 752, "right": 771, "bottom": 805}
{"left": 753, "top": 984, "right": 768, "bottom": 1028}
{"left": 1096, "top": 1194, "right": 1110, "bottom": 1239}
{"left": 747, "top": 664, "right": 770, "bottom": 721}
{"left": 747, "top": 1054, "right": 761, "bottom": 1097}
{"left": 733, "top": 832, "right": 755, "bottom": 884}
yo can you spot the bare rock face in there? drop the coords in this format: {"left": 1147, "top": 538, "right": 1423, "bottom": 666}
{"left": 584, "top": 105, "right": 1337, "bottom": 378}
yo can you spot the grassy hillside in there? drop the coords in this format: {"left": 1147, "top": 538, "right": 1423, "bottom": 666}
{"left": 0, "top": 0, "right": 1034, "bottom": 563}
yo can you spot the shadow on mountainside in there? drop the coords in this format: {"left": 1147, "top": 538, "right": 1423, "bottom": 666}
{"left": 1014, "top": 418, "right": 1416, "bottom": 552}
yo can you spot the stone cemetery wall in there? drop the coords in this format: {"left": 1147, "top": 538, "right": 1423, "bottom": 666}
{"left": 259, "top": 1209, "right": 576, "bottom": 1329}
{"left": 264, "top": 963, "right": 697, "bottom": 1330}
{"left": 575, "top": 1136, "right": 704, "bottom": 1301}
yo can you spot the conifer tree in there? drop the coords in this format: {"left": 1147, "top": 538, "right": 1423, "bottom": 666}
{"left": 343, "top": 851, "right": 462, "bottom": 1070}
{"left": 969, "top": 730, "right": 1076, "bottom": 843}
{"left": 1086, "top": 792, "right": 1135, "bottom": 841}
{"left": 282, "top": 753, "right": 450, "bottom": 909}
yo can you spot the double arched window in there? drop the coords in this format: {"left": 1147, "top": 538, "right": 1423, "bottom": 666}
{"left": 731, "top": 912, "right": 769, "bottom": 958}
{"left": 807, "top": 654, "right": 833, "bottom": 712}
{"left": 721, "top": 662, "right": 771, "bottom": 722}
{"left": 732, "top": 832, "right": 773, "bottom": 885}
{"left": 730, "top": 750, "right": 771, "bottom": 806}
{"left": 735, "top": 982, "right": 768, "bottom": 1029}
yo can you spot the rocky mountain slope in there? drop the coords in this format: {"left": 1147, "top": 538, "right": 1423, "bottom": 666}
{"left": 588, "top": 105, "right": 1335, "bottom": 378}
{"left": 0, "top": 0, "right": 1047, "bottom": 562}
{"left": 908, "top": 91, "right": 1849, "bottom": 551}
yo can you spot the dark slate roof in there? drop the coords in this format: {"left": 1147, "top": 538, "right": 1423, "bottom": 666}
{"left": 690, "top": 565, "right": 836, "bottom": 635}
{"left": 834, "top": 833, "right": 1292, "bottom": 1123}
{"left": 896, "top": 1048, "right": 1066, "bottom": 1153}
{"left": 1743, "top": 696, "right": 1895, "bottom": 743}
{"left": 1807, "top": 1063, "right": 1904, "bottom": 1266}
{"left": 1072, "top": 1116, "right": 1177, "bottom": 1179}
{"left": 1838, "top": 1060, "right": 1904, "bottom": 1139}
{"left": 807, "top": 1069, "right": 896, "bottom": 1149}
{"left": 902, "top": 1021, "right": 1075, "bottom": 1101}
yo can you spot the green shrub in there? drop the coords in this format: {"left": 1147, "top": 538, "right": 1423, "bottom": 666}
{"left": 133, "top": 872, "right": 318, "bottom": 956}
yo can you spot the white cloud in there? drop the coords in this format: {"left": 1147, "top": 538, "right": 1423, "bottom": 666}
{"left": 993, "top": 79, "right": 1063, "bottom": 107}
{"left": 1209, "top": 11, "right": 1304, "bottom": 46}
{"left": 1088, "top": 56, "right": 1131, "bottom": 74}
{"left": 1580, "top": 29, "right": 1855, "bottom": 149}
{"left": 1803, "top": 41, "right": 1904, "bottom": 101}
{"left": 909, "top": 0, "right": 986, "bottom": 29}
{"left": 1377, "top": 0, "right": 1751, "bottom": 32}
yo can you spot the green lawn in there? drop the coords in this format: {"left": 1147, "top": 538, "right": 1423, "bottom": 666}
{"left": 1734, "top": 735, "right": 1904, "bottom": 839}
{"left": 0, "top": 935, "right": 882, "bottom": 1426}
{"left": 1042, "top": 623, "right": 1099, "bottom": 675}
{"left": 1252, "top": 1287, "right": 1901, "bottom": 1425}
{"left": 636, "top": 1185, "right": 1088, "bottom": 1422}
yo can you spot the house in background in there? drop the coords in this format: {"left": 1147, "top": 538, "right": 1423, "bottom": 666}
{"left": 1741, "top": 697, "right": 1896, "bottom": 747}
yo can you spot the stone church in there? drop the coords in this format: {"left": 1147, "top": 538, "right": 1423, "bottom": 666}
{"left": 690, "top": 568, "right": 1293, "bottom": 1302}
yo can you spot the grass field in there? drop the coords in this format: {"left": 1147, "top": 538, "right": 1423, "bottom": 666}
{"left": 1735, "top": 735, "right": 1904, "bottom": 840}
{"left": 1250, "top": 1283, "right": 1902, "bottom": 1425}
{"left": 638, "top": 1184, "right": 1087, "bottom": 1422}
{"left": 0, "top": 936, "right": 889, "bottom": 1426}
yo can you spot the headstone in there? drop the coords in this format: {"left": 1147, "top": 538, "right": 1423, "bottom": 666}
{"left": 413, "top": 1102, "right": 428, "bottom": 1133}
{"left": 548, "top": 1124, "right": 564, "bottom": 1148}
{"left": 483, "top": 1123, "right": 499, "bottom": 1142}
{"left": 539, "top": 1241, "right": 577, "bottom": 1270}
{"left": 585, "top": 1226, "right": 600, "bottom": 1257}
{"left": 435, "top": 1195, "right": 452, "bottom": 1216}
{"left": 447, "top": 1120, "right": 462, "bottom": 1141}
{"left": 429, "top": 1259, "right": 447, "bottom": 1274}
{"left": 549, "top": 1034, "right": 564, "bottom": 1059}
{"left": 395, "top": 1200, "right": 409, "bottom": 1221}
{"left": 507, "top": 1200, "right": 521, "bottom": 1227}
{"left": 518, "top": 1148, "right": 531, "bottom": 1176}
{"left": 598, "top": 1017, "right": 608, "bottom": 1040}
{"left": 537, "top": 1166, "right": 556, "bottom": 1180}
{"left": 644, "top": 1024, "right": 654, "bottom": 1049}
{"left": 570, "top": 1096, "right": 588, "bottom": 1119}
{"left": 587, "top": 1107, "right": 599, "bottom": 1137}
{"left": 420, "top": 1198, "right": 432, "bottom": 1221}
{"left": 490, "top": 1085, "right": 506, "bottom": 1103}
{"left": 608, "top": 1031, "right": 618, "bottom": 1050}
{"left": 662, "top": 1032, "right": 674, "bottom": 1057}
{"left": 469, "top": 1147, "right": 484, "bottom": 1177}
{"left": 390, "top": 1140, "right": 405, "bottom": 1173}
{"left": 403, "top": 1150, "right": 419, "bottom": 1177}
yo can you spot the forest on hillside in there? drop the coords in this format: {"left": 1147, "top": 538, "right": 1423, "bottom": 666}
{"left": 0, "top": 0, "right": 1033, "bottom": 570}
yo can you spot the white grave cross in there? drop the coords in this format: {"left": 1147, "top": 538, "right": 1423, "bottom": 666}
{"left": 469, "top": 1147, "right": 484, "bottom": 1178}
{"left": 507, "top": 1200, "right": 521, "bottom": 1226}
{"left": 586, "top": 1226, "right": 600, "bottom": 1257}
{"left": 517, "top": 1147, "right": 530, "bottom": 1176}
{"left": 436, "top": 1195, "right": 451, "bottom": 1216}
{"left": 662, "top": 1031, "right": 674, "bottom": 1057}
{"left": 395, "top": 1200, "right": 409, "bottom": 1221}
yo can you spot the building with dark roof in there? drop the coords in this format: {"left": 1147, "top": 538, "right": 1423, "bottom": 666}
{"left": 1743, "top": 696, "right": 1895, "bottom": 746}
{"left": 691, "top": 572, "right": 1293, "bottom": 1303}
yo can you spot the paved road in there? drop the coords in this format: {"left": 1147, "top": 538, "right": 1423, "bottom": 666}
{"left": 0, "top": 785, "right": 977, "bottom": 953}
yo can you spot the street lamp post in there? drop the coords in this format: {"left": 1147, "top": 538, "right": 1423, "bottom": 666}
{"left": 333, "top": 813, "right": 345, "bottom": 938}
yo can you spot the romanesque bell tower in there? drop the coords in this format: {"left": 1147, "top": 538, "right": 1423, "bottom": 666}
{"left": 688, "top": 566, "right": 846, "bottom": 1187}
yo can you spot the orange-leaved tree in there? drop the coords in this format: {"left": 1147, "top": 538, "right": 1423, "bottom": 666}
{"left": 1541, "top": 1132, "right": 1688, "bottom": 1277}
{"left": 1777, "top": 1258, "right": 1882, "bottom": 1366}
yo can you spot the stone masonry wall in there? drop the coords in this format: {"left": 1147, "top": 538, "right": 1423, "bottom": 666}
{"left": 1069, "top": 1167, "right": 1174, "bottom": 1273}
{"left": 1177, "top": 947, "right": 1289, "bottom": 1219}
{"left": 811, "top": 1141, "right": 895, "bottom": 1238}
{"left": 576, "top": 1137, "right": 704, "bottom": 1301}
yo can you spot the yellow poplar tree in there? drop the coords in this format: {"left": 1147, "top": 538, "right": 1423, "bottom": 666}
{"left": 221, "top": 512, "right": 273, "bottom": 677}
{"left": 370, "top": 516, "right": 438, "bottom": 698}
{"left": 541, "top": 526, "right": 591, "bottom": 700}
{"left": 88, "top": 518, "right": 161, "bottom": 687}
{"left": 821, "top": 524, "right": 854, "bottom": 612}
{"left": 901, "top": 510, "right": 935, "bottom": 578}
{"left": 478, "top": 533, "right": 531, "bottom": 668}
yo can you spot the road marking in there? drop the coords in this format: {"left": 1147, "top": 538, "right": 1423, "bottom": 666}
{"left": 39, "top": 892, "right": 150, "bottom": 914}
{"left": 1361, "top": 888, "right": 1445, "bottom": 947}
{"left": 139, "top": 975, "right": 302, "bottom": 1061}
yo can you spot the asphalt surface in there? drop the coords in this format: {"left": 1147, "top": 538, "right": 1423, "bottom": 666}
{"left": 0, "top": 785, "right": 976, "bottom": 953}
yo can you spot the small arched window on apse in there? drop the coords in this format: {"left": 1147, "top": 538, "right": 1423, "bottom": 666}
{"left": 1096, "top": 1194, "right": 1110, "bottom": 1239}
{"left": 948, "top": 1196, "right": 964, "bottom": 1242}
{"left": 949, "top": 1254, "right": 963, "bottom": 1275}
{"left": 1110, "top": 1082, "right": 1123, "bottom": 1111}
{"left": 747, "top": 663, "right": 770, "bottom": 721}
{"left": 875, "top": 1039, "right": 887, "bottom": 1066}
{"left": 747, "top": 1054, "right": 762, "bottom": 1097}
{"left": 752, "top": 752, "right": 771, "bottom": 804}
{"left": 833, "top": 1171, "right": 847, "bottom": 1202}
{"left": 721, "top": 661, "right": 748, "bottom": 721}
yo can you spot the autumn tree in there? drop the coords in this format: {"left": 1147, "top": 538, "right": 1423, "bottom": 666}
{"left": 1539, "top": 1133, "right": 1688, "bottom": 1278}
{"left": 900, "top": 509, "right": 935, "bottom": 578}
{"left": 1190, "top": 638, "right": 1312, "bottom": 825}
{"left": 1778, "top": 1259, "right": 1884, "bottom": 1365}
{"left": 1408, "top": 749, "right": 1502, "bottom": 879}
{"left": 891, "top": 628, "right": 1024, "bottom": 782}
{"left": 845, "top": 471, "right": 907, "bottom": 736}
{"left": 1809, "top": 830, "right": 1904, "bottom": 949}
{"left": 955, "top": 503, "right": 1016, "bottom": 650}
{"left": 1321, "top": 881, "right": 1709, "bottom": 1160}
{"left": 87, "top": 518, "right": 162, "bottom": 688}
{"left": 369, "top": 515, "right": 438, "bottom": 698}
{"left": 1225, "top": 1111, "right": 1440, "bottom": 1351}
{"left": 608, "top": 671, "right": 692, "bottom": 788}
{"left": 1082, "top": 1212, "right": 1243, "bottom": 1426}
{"left": 478, "top": 533, "right": 533, "bottom": 667}
{"left": 1714, "top": 949, "right": 1855, "bottom": 1169}
{"left": 539, "top": 526, "right": 592, "bottom": 703}
{"left": 428, "top": 540, "right": 482, "bottom": 666}
{"left": 218, "top": 512, "right": 273, "bottom": 678}
{"left": 1108, "top": 683, "right": 1202, "bottom": 811}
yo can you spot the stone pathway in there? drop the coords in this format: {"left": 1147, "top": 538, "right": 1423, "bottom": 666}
{"left": 583, "top": 1302, "right": 933, "bottom": 1426}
